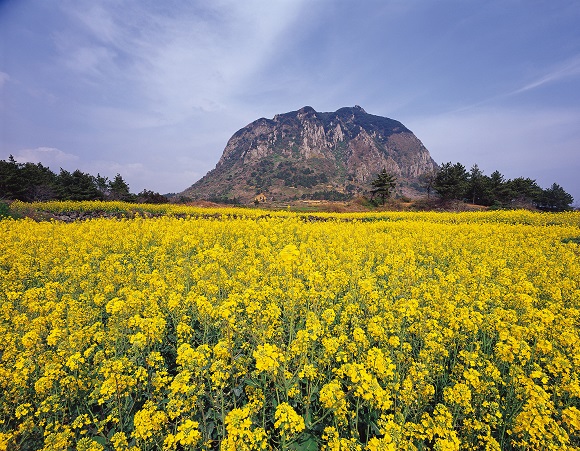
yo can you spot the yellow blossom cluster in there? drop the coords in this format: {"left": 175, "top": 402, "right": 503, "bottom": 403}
{"left": 1, "top": 205, "right": 579, "bottom": 450}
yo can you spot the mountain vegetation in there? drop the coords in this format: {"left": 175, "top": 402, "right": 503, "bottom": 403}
{"left": 0, "top": 156, "right": 167, "bottom": 204}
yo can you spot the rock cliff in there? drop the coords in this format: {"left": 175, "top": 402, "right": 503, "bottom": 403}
{"left": 182, "top": 106, "right": 438, "bottom": 203}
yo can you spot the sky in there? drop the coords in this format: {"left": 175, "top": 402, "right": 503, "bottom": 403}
{"left": 1, "top": 0, "right": 579, "bottom": 204}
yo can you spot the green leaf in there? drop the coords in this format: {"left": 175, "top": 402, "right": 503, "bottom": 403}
{"left": 562, "top": 237, "right": 580, "bottom": 244}
{"left": 290, "top": 432, "right": 319, "bottom": 451}
{"left": 94, "top": 436, "right": 108, "bottom": 446}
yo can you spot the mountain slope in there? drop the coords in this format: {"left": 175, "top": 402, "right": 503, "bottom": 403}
{"left": 182, "top": 106, "right": 438, "bottom": 203}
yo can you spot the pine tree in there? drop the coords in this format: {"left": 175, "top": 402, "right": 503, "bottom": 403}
{"left": 419, "top": 169, "right": 438, "bottom": 199}
{"left": 370, "top": 168, "right": 397, "bottom": 205}
{"left": 433, "top": 162, "right": 468, "bottom": 201}
{"left": 538, "top": 183, "right": 574, "bottom": 211}
{"left": 108, "top": 174, "right": 133, "bottom": 201}
{"left": 467, "top": 164, "right": 485, "bottom": 204}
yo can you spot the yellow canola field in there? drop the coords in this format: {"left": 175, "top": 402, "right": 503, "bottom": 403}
{"left": 1, "top": 209, "right": 579, "bottom": 451}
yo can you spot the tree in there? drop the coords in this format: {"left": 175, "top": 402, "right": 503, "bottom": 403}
{"left": 418, "top": 169, "right": 438, "bottom": 199}
{"left": 108, "top": 174, "right": 133, "bottom": 201}
{"left": 20, "top": 161, "right": 58, "bottom": 201}
{"left": 0, "top": 156, "right": 26, "bottom": 200}
{"left": 0, "top": 156, "right": 139, "bottom": 202}
{"left": 95, "top": 174, "right": 110, "bottom": 197}
{"left": 507, "top": 177, "right": 542, "bottom": 207}
{"left": 485, "top": 170, "right": 511, "bottom": 206}
{"left": 370, "top": 168, "right": 397, "bottom": 205}
{"left": 433, "top": 162, "right": 468, "bottom": 201}
{"left": 467, "top": 164, "right": 486, "bottom": 205}
{"left": 537, "top": 183, "right": 574, "bottom": 211}
{"left": 56, "top": 169, "right": 102, "bottom": 201}
{"left": 137, "top": 189, "right": 168, "bottom": 204}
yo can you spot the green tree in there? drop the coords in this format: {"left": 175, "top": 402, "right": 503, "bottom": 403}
{"left": 467, "top": 164, "right": 486, "bottom": 204}
{"left": 433, "top": 162, "right": 468, "bottom": 201}
{"left": 108, "top": 174, "right": 134, "bottom": 201}
{"left": 418, "top": 169, "right": 438, "bottom": 199}
{"left": 370, "top": 168, "right": 397, "bottom": 205}
{"left": 137, "top": 189, "right": 168, "bottom": 204}
{"left": 95, "top": 173, "right": 110, "bottom": 197}
{"left": 506, "top": 177, "right": 542, "bottom": 207}
{"left": 0, "top": 156, "right": 26, "bottom": 200}
{"left": 485, "top": 170, "right": 511, "bottom": 206}
{"left": 21, "top": 162, "right": 58, "bottom": 201}
{"left": 0, "top": 157, "right": 59, "bottom": 201}
{"left": 537, "top": 183, "right": 574, "bottom": 211}
{"left": 56, "top": 169, "right": 102, "bottom": 201}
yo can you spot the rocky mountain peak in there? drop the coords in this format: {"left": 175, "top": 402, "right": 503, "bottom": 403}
{"left": 182, "top": 106, "right": 438, "bottom": 203}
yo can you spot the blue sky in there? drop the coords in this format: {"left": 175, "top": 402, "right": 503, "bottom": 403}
{"left": 1, "top": 0, "right": 579, "bottom": 204}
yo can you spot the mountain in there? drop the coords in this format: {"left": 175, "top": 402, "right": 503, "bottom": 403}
{"left": 181, "top": 106, "right": 438, "bottom": 203}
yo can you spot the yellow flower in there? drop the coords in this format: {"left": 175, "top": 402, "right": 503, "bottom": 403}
{"left": 253, "top": 343, "right": 285, "bottom": 374}
{"left": 110, "top": 432, "right": 128, "bottom": 451}
{"left": 274, "top": 402, "right": 305, "bottom": 437}
{"left": 279, "top": 244, "right": 300, "bottom": 265}
{"left": 319, "top": 380, "right": 348, "bottom": 421}
{"left": 366, "top": 436, "right": 397, "bottom": 451}
{"left": 174, "top": 419, "right": 202, "bottom": 446}
{"left": 443, "top": 383, "right": 472, "bottom": 412}
{"left": 2, "top": 205, "right": 580, "bottom": 450}
{"left": 222, "top": 406, "right": 268, "bottom": 451}
{"left": 76, "top": 437, "right": 104, "bottom": 451}
{"left": 132, "top": 401, "right": 168, "bottom": 441}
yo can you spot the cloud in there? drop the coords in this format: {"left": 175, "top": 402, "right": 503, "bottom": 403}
{"left": 511, "top": 55, "right": 580, "bottom": 95}
{"left": 53, "top": 0, "right": 307, "bottom": 126}
{"left": 13, "top": 147, "right": 79, "bottom": 167}
{"left": 0, "top": 71, "right": 9, "bottom": 88}
{"left": 64, "top": 45, "right": 117, "bottom": 76}
{"left": 87, "top": 160, "right": 145, "bottom": 177}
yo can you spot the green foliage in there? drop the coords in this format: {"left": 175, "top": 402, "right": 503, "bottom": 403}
{"left": 418, "top": 169, "right": 438, "bottom": 199}
{"left": 0, "top": 157, "right": 166, "bottom": 204}
{"left": 537, "top": 183, "right": 574, "bottom": 211}
{"left": 433, "top": 162, "right": 469, "bottom": 201}
{"left": 56, "top": 169, "right": 103, "bottom": 201}
{"left": 207, "top": 195, "right": 241, "bottom": 205}
{"left": 433, "top": 161, "right": 573, "bottom": 212}
{"left": 108, "top": 173, "right": 135, "bottom": 201}
{"left": 0, "top": 201, "right": 11, "bottom": 218}
{"left": 281, "top": 167, "right": 328, "bottom": 188}
{"left": 561, "top": 236, "right": 580, "bottom": 244}
{"left": 136, "top": 189, "right": 168, "bottom": 204}
{"left": 370, "top": 168, "right": 397, "bottom": 205}
{"left": 0, "top": 156, "right": 58, "bottom": 201}
{"left": 467, "top": 164, "right": 486, "bottom": 204}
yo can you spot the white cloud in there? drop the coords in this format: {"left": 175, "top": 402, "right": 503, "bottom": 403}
{"left": 0, "top": 71, "right": 9, "bottom": 88}
{"left": 88, "top": 160, "right": 145, "bottom": 177}
{"left": 53, "top": 0, "right": 306, "bottom": 125}
{"left": 13, "top": 147, "right": 79, "bottom": 167}
{"left": 64, "top": 45, "right": 117, "bottom": 76}
{"left": 511, "top": 55, "right": 580, "bottom": 95}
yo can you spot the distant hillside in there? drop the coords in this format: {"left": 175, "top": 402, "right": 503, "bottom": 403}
{"left": 182, "top": 106, "right": 438, "bottom": 203}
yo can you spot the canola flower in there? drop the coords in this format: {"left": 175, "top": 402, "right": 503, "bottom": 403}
{"left": 0, "top": 205, "right": 579, "bottom": 450}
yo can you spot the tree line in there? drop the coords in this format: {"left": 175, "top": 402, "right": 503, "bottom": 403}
{"left": 0, "top": 156, "right": 168, "bottom": 203}
{"left": 421, "top": 162, "right": 574, "bottom": 211}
